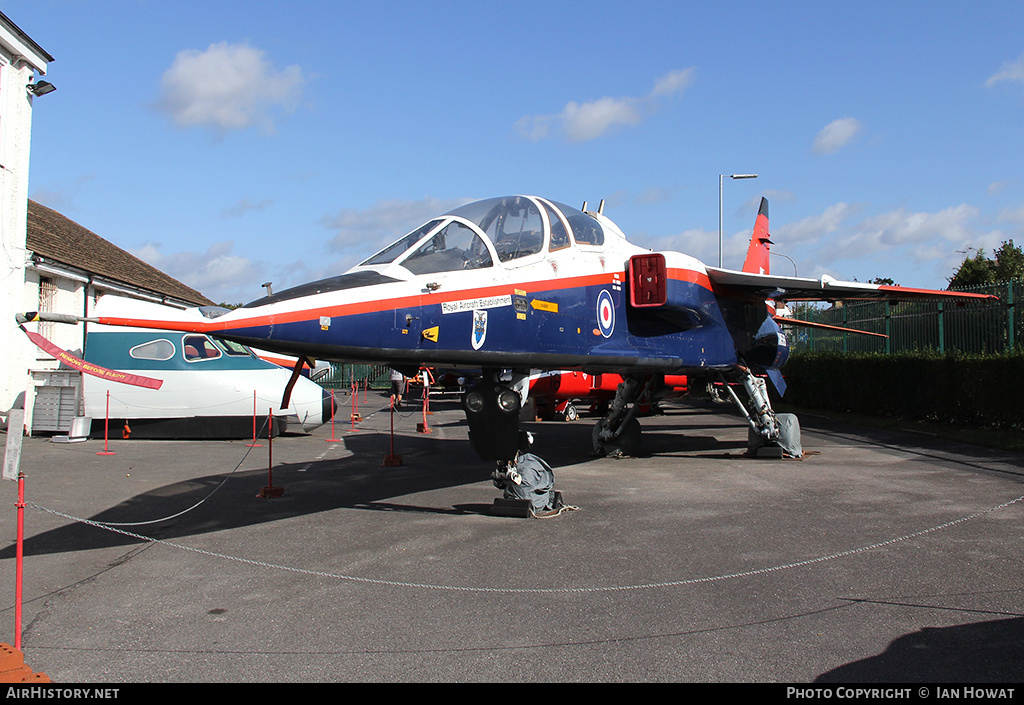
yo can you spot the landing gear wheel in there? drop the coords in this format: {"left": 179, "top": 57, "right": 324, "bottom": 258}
{"left": 563, "top": 403, "right": 579, "bottom": 422}
{"left": 592, "top": 417, "right": 641, "bottom": 458}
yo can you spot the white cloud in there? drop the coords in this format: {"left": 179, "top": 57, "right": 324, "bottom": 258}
{"left": 635, "top": 187, "right": 673, "bottom": 205}
{"left": 639, "top": 227, "right": 719, "bottom": 264}
{"left": 998, "top": 205, "right": 1024, "bottom": 225}
{"left": 848, "top": 205, "right": 979, "bottom": 253}
{"left": 805, "top": 204, "right": 1005, "bottom": 284}
{"left": 513, "top": 114, "right": 552, "bottom": 141}
{"left": 221, "top": 198, "right": 273, "bottom": 218}
{"left": 320, "top": 196, "right": 474, "bottom": 252}
{"left": 774, "top": 202, "right": 858, "bottom": 244}
{"left": 132, "top": 240, "right": 264, "bottom": 303}
{"left": 812, "top": 117, "right": 862, "bottom": 155}
{"left": 651, "top": 68, "right": 695, "bottom": 97}
{"left": 985, "top": 52, "right": 1024, "bottom": 88}
{"left": 157, "top": 42, "right": 307, "bottom": 134}
{"left": 561, "top": 97, "right": 643, "bottom": 142}
{"left": 630, "top": 198, "right": 1016, "bottom": 287}
{"left": 988, "top": 181, "right": 1009, "bottom": 196}
{"left": 516, "top": 68, "right": 695, "bottom": 143}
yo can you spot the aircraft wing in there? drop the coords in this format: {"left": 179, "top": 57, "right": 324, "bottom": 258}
{"left": 705, "top": 268, "right": 999, "bottom": 303}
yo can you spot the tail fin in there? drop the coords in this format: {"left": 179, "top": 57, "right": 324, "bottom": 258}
{"left": 741, "top": 197, "right": 772, "bottom": 275}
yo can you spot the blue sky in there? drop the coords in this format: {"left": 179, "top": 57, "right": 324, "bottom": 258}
{"left": 18, "top": 1, "right": 1024, "bottom": 304}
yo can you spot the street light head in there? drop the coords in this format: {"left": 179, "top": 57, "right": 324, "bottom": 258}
{"left": 26, "top": 81, "right": 56, "bottom": 97}
{"left": 719, "top": 172, "right": 759, "bottom": 268}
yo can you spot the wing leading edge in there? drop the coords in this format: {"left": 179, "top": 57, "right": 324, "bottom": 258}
{"left": 706, "top": 268, "right": 999, "bottom": 303}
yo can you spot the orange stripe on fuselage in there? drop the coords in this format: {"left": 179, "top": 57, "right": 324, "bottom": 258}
{"left": 667, "top": 267, "right": 713, "bottom": 291}
{"left": 99, "top": 267, "right": 715, "bottom": 334}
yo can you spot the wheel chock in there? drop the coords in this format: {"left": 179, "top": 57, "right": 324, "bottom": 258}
{"left": 490, "top": 498, "right": 531, "bottom": 518}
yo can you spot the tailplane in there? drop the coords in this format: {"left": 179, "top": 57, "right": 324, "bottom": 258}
{"left": 741, "top": 197, "right": 772, "bottom": 275}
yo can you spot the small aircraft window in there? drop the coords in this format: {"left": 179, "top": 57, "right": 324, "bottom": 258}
{"left": 360, "top": 219, "right": 444, "bottom": 266}
{"left": 545, "top": 200, "right": 605, "bottom": 247}
{"left": 480, "top": 197, "right": 544, "bottom": 262}
{"left": 183, "top": 335, "right": 222, "bottom": 361}
{"left": 402, "top": 221, "right": 493, "bottom": 275}
{"left": 541, "top": 202, "right": 571, "bottom": 252}
{"left": 129, "top": 339, "right": 175, "bottom": 361}
{"left": 567, "top": 213, "right": 605, "bottom": 246}
{"left": 211, "top": 337, "right": 253, "bottom": 357}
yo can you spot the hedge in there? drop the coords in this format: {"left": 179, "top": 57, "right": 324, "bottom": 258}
{"left": 777, "top": 350, "right": 1024, "bottom": 431}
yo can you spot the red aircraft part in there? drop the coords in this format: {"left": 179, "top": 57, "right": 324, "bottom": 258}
{"left": 529, "top": 371, "right": 688, "bottom": 420}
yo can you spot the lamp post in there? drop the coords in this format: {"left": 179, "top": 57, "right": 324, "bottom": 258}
{"left": 719, "top": 173, "right": 758, "bottom": 267}
{"left": 773, "top": 252, "right": 798, "bottom": 277}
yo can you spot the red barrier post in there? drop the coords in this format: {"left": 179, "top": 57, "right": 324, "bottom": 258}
{"left": 96, "top": 390, "right": 115, "bottom": 455}
{"left": 326, "top": 390, "right": 342, "bottom": 442}
{"left": 349, "top": 382, "right": 361, "bottom": 432}
{"left": 417, "top": 376, "right": 431, "bottom": 434}
{"left": 383, "top": 396, "right": 402, "bottom": 466}
{"left": 247, "top": 391, "right": 262, "bottom": 447}
{"left": 258, "top": 409, "right": 283, "bottom": 498}
{"left": 14, "top": 471, "right": 24, "bottom": 649}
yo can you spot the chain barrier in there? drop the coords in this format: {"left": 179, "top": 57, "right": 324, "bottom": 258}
{"left": 25, "top": 484, "right": 1024, "bottom": 594}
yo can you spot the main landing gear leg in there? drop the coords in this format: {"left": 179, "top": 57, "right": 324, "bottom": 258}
{"left": 592, "top": 375, "right": 656, "bottom": 458}
{"left": 719, "top": 367, "right": 780, "bottom": 444}
{"left": 715, "top": 367, "right": 801, "bottom": 457}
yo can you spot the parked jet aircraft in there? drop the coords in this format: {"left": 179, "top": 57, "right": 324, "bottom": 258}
{"left": 17, "top": 195, "right": 995, "bottom": 459}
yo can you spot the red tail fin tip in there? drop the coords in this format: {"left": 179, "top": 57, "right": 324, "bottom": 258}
{"left": 741, "top": 197, "right": 772, "bottom": 275}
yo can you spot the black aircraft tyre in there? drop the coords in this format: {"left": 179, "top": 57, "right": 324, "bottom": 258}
{"left": 592, "top": 416, "right": 641, "bottom": 457}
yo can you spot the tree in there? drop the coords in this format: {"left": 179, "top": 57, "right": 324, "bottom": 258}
{"left": 993, "top": 239, "right": 1024, "bottom": 283}
{"left": 948, "top": 240, "right": 1024, "bottom": 289}
{"left": 948, "top": 249, "right": 993, "bottom": 289}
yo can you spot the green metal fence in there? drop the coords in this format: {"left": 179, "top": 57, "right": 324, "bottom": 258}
{"left": 789, "top": 280, "right": 1021, "bottom": 354}
{"left": 318, "top": 363, "right": 392, "bottom": 390}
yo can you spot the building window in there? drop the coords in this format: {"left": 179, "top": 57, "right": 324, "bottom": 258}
{"left": 38, "top": 276, "right": 57, "bottom": 343}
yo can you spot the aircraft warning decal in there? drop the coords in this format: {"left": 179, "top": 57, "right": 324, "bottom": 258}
{"left": 597, "top": 289, "right": 615, "bottom": 338}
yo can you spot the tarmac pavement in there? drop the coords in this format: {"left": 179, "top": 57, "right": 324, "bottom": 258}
{"left": 0, "top": 392, "right": 1022, "bottom": 683}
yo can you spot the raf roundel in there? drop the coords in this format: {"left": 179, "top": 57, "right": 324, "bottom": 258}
{"left": 596, "top": 289, "right": 615, "bottom": 338}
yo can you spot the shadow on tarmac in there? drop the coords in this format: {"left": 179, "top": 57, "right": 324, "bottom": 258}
{"left": 4, "top": 400, "right": 756, "bottom": 559}
{"left": 2, "top": 417, "right": 493, "bottom": 557}
{"left": 815, "top": 616, "right": 1024, "bottom": 682}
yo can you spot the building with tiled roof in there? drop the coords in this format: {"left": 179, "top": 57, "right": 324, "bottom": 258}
{"left": 27, "top": 200, "right": 213, "bottom": 308}
{"left": 15, "top": 201, "right": 216, "bottom": 434}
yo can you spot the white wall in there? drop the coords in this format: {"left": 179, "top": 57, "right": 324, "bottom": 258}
{"left": 0, "top": 53, "right": 38, "bottom": 417}
{"left": 0, "top": 14, "right": 51, "bottom": 422}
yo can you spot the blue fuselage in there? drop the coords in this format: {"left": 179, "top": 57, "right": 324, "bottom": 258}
{"left": 214, "top": 271, "right": 756, "bottom": 377}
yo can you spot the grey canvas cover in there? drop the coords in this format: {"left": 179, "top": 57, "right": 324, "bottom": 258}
{"left": 504, "top": 452, "right": 557, "bottom": 512}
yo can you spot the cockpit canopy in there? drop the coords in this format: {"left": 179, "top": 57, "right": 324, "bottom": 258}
{"left": 354, "top": 196, "right": 607, "bottom": 276}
